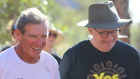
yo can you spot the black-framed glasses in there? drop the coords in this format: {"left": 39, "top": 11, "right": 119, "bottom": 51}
{"left": 94, "top": 29, "right": 121, "bottom": 38}
{"left": 49, "top": 32, "right": 58, "bottom": 38}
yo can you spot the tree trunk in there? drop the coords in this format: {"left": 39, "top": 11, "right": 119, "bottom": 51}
{"left": 111, "top": 0, "right": 131, "bottom": 43}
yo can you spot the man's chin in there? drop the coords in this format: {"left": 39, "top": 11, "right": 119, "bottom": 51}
{"left": 103, "top": 42, "right": 115, "bottom": 49}
{"left": 31, "top": 54, "right": 40, "bottom": 58}
{"left": 103, "top": 46, "right": 114, "bottom": 52}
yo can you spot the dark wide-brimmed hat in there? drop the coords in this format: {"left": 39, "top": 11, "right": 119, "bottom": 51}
{"left": 77, "top": 1, "right": 132, "bottom": 29}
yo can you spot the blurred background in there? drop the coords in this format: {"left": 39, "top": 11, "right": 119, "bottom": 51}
{"left": 0, "top": 0, "right": 140, "bottom": 57}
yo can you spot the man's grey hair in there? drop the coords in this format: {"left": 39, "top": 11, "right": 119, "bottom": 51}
{"left": 17, "top": 7, "right": 49, "bottom": 34}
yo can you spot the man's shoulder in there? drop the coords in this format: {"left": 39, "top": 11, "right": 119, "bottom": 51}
{"left": 0, "top": 47, "right": 13, "bottom": 60}
{"left": 41, "top": 51, "right": 58, "bottom": 66}
{"left": 0, "top": 46, "right": 14, "bottom": 68}
{"left": 64, "top": 40, "right": 90, "bottom": 55}
{"left": 69, "top": 40, "right": 89, "bottom": 50}
{"left": 116, "top": 41, "right": 137, "bottom": 50}
{"left": 115, "top": 40, "right": 139, "bottom": 54}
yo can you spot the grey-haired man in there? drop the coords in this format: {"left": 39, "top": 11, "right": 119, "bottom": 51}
{"left": 59, "top": 1, "right": 140, "bottom": 79}
{"left": 0, "top": 8, "right": 60, "bottom": 79}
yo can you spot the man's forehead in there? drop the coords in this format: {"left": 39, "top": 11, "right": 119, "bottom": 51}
{"left": 28, "top": 33, "right": 47, "bottom": 37}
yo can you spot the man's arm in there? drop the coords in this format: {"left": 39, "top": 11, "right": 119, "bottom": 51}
{"left": 59, "top": 50, "right": 73, "bottom": 79}
{"left": 54, "top": 68, "right": 60, "bottom": 79}
{"left": 135, "top": 50, "right": 140, "bottom": 78}
{"left": 0, "top": 60, "right": 4, "bottom": 79}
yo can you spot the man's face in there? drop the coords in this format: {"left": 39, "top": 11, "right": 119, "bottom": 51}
{"left": 88, "top": 28, "right": 120, "bottom": 52}
{"left": 18, "top": 23, "right": 47, "bottom": 58}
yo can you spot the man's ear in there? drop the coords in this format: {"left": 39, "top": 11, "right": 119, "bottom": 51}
{"left": 88, "top": 28, "right": 93, "bottom": 34}
{"left": 14, "top": 29, "right": 22, "bottom": 41}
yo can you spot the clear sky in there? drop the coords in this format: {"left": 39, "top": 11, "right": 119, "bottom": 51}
{"left": 129, "top": 0, "right": 140, "bottom": 23}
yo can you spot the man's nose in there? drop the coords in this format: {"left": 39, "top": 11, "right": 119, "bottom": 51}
{"left": 35, "top": 39, "right": 43, "bottom": 46}
{"left": 106, "top": 33, "right": 113, "bottom": 41}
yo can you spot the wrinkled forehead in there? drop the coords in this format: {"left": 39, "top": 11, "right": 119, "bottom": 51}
{"left": 24, "top": 23, "right": 48, "bottom": 33}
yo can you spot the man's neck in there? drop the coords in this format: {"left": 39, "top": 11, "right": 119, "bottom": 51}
{"left": 90, "top": 39, "right": 109, "bottom": 53}
{"left": 15, "top": 45, "right": 40, "bottom": 64}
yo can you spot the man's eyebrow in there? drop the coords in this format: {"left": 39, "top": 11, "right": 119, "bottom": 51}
{"left": 42, "top": 34, "right": 47, "bottom": 37}
{"left": 28, "top": 34, "right": 37, "bottom": 37}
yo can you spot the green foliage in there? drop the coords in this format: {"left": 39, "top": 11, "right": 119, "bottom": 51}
{"left": 130, "top": 24, "right": 140, "bottom": 51}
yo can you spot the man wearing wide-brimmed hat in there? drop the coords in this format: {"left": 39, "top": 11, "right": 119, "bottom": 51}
{"left": 59, "top": 1, "right": 140, "bottom": 79}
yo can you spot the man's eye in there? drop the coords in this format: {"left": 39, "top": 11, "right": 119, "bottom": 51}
{"left": 102, "top": 32, "right": 108, "bottom": 35}
{"left": 112, "top": 30, "right": 118, "bottom": 33}
{"left": 112, "top": 31, "right": 116, "bottom": 33}
{"left": 42, "top": 35, "right": 47, "bottom": 38}
{"left": 30, "top": 35, "right": 36, "bottom": 38}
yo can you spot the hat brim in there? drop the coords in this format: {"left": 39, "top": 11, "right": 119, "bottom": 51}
{"left": 49, "top": 30, "right": 64, "bottom": 44}
{"left": 77, "top": 19, "right": 132, "bottom": 29}
{"left": 118, "top": 35, "right": 128, "bottom": 38}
